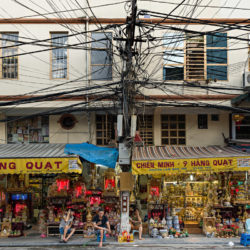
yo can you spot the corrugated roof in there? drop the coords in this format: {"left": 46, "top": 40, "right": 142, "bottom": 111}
{"left": 0, "top": 143, "right": 75, "bottom": 158}
{"left": 133, "top": 145, "right": 249, "bottom": 161}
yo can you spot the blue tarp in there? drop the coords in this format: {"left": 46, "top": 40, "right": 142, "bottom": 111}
{"left": 64, "top": 143, "right": 118, "bottom": 169}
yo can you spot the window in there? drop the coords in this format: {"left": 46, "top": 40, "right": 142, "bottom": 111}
{"left": 161, "top": 115, "right": 186, "bottom": 145}
{"left": 206, "top": 33, "right": 227, "bottom": 80}
{"left": 96, "top": 114, "right": 116, "bottom": 145}
{"left": 51, "top": 32, "right": 68, "bottom": 79}
{"left": 91, "top": 32, "right": 112, "bottom": 80}
{"left": 163, "top": 33, "right": 184, "bottom": 80}
{"left": 7, "top": 116, "right": 49, "bottom": 143}
{"left": 2, "top": 33, "right": 18, "bottom": 79}
{"left": 137, "top": 115, "right": 154, "bottom": 145}
{"left": 186, "top": 34, "right": 205, "bottom": 80}
{"left": 211, "top": 114, "right": 219, "bottom": 121}
{"left": 233, "top": 114, "right": 250, "bottom": 140}
{"left": 198, "top": 114, "right": 208, "bottom": 129}
{"left": 163, "top": 32, "right": 228, "bottom": 81}
{"left": 248, "top": 45, "right": 250, "bottom": 72}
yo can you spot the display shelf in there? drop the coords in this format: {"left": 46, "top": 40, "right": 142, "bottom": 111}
{"left": 213, "top": 205, "right": 234, "bottom": 209}
{"left": 185, "top": 195, "right": 204, "bottom": 197}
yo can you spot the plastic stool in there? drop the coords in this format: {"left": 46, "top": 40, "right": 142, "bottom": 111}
{"left": 240, "top": 233, "right": 250, "bottom": 246}
{"left": 132, "top": 230, "right": 139, "bottom": 237}
{"left": 97, "top": 231, "right": 106, "bottom": 242}
{"left": 246, "top": 219, "right": 250, "bottom": 234}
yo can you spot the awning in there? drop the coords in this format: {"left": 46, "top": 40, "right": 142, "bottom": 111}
{"left": 132, "top": 145, "right": 250, "bottom": 175}
{"left": 0, "top": 144, "right": 82, "bottom": 174}
{"left": 64, "top": 143, "right": 118, "bottom": 169}
{"left": 231, "top": 93, "right": 250, "bottom": 106}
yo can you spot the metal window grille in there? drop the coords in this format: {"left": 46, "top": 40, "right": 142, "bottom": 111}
{"left": 137, "top": 115, "right": 154, "bottom": 145}
{"left": 161, "top": 115, "right": 186, "bottom": 145}
{"left": 2, "top": 33, "right": 18, "bottom": 79}
{"left": 186, "top": 34, "right": 205, "bottom": 80}
{"left": 96, "top": 114, "right": 116, "bottom": 145}
{"left": 51, "top": 33, "right": 68, "bottom": 79}
{"left": 198, "top": 114, "right": 208, "bottom": 129}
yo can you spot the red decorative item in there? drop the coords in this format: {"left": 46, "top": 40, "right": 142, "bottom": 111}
{"left": 85, "top": 190, "right": 92, "bottom": 196}
{"left": 76, "top": 185, "right": 82, "bottom": 198}
{"left": 15, "top": 203, "right": 26, "bottom": 214}
{"left": 90, "top": 196, "right": 101, "bottom": 205}
{"left": 56, "top": 179, "right": 69, "bottom": 192}
{"left": 150, "top": 186, "right": 159, "bottom": 197}
{"left": 105, "top": 179, "right": 115, "bottom": 189}
{"left": 0, "top": 192, "right": 5, "bottom": 203}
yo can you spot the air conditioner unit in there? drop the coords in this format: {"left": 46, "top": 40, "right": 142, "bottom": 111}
{"left": 243, "top": 72, "right": 250, "bottom": 89}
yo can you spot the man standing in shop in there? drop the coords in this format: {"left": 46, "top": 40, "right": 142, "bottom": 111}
{"left": 93, "top": 208, "right": 111, "bottom": 247}
{"left": 59, "top": 209, "right": 76, "bottom": 243}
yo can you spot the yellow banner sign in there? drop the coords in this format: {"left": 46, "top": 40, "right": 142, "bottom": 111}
{"left": 132, "top": 156, "right": 250, "bottom": 175}
{"left": 0, "top": 157, "right": 82, "bottom": 174}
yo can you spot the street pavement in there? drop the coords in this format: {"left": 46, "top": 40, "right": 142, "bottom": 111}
{"left": 0, "top": 235, "right": 246, "bottom": 249}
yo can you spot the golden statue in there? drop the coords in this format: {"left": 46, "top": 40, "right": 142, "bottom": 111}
{"left": 83, "top": 208, "right": 94, "bottom": 238}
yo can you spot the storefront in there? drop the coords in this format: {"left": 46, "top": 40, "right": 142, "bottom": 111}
{"left": 132, "top": 145, "right": 250, "bottom": 238}
{"left": 0, "top": 143, "right": 120, "bottom": 239}
{"left": 0, "top": 143, "right": 82, "bottom": 237}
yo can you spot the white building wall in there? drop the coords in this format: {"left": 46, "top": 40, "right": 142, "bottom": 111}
{"left": 49, "top": 114, "right": 89, "bottom": 144}
{"left": 0, "top": 0, "right": 247, "bottom": 146}
{"left": 186, "top": 113, "right": 229, "bottom": 146}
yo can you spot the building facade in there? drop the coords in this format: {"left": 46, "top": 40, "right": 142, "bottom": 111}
{"left": 0, "top": 0, "right": 249, "bottom": 147}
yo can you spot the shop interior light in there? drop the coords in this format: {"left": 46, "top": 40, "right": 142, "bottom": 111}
{"left": 190, "top": 174, "right": 194, "bottom": 181}
{"left": 164, "top": 181, "right": 177, "bottom": 184}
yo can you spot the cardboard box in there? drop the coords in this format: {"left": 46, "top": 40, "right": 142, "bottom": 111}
{"left": 119, "top": 172, "right": 134, "bottom": 191}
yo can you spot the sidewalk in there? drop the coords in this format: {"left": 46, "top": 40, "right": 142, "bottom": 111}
{"left": 0, "top": 234, "right": 246, "bottom": 248}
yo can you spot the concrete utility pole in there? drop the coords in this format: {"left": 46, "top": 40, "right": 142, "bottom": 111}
{"left": 118, "top": 0, "right": 137, "bottom": 233}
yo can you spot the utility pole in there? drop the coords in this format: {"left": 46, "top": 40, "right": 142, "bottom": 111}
{"left": 117, "top": 0, "right": 137, "bottom": 233}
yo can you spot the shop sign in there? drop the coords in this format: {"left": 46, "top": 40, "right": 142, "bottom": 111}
{"left": 132, "top": 156, "right": 250, "bottom": 175}
{"left": 0, "top": 157, "right": 82, "bottom": 174}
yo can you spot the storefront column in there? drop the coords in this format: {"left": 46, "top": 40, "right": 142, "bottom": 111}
{"left": 120, "top": 191, "right": 130, "bottom": 233}
{"left": 154, "top": 108, "right": 161, "bottom": 146}
{"left": 0, "top": 113, "right": 6, "bottom": 144}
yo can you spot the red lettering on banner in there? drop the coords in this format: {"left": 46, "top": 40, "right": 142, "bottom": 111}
{"left": 45, "top": 162, "right": 52, "bottom": 169}
{"left": 26, "top": 162, "right": 33, "bottom": 169}
{"left": 158, "top": 162, "right": 174, "bottom": 168}
{"left": 9, "top": 162, "right": 16, "bottom": 169}
{"left": 191, "top": 160, "right": 210, "bottom": 167}
{"left": 213, "top": 159, "right": 231, "bottom": 166}
{"left": 55, "top": 161, "right": 62, "bottom": 169}
{"left": 0, "top": 162, "right": 6, "bottom": 169}
{"left": 35, "top": 162, "right": 43, "bottom": 169}
{"left": 136, "top": 162, "right": 154, "bottom": 168}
